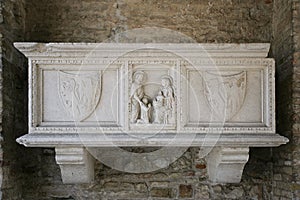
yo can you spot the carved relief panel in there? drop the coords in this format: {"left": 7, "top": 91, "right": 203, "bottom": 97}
{"left": 14, "top": 43, "right": 277, "bottom": 135}
{"left": 27, "top": 54, "right": 274, "bottom": 134}
{"left": 14, "top": 43, "right": 288, "bottom": 184}
{"left": 38, "top": 64, "right": 123, "bottom": 129}
{"left": 128, "top": 63, "right": 177, "bottom": 131}
{"left": 182, "top": 63, "right": 271, "bottom": 132}
{"left": 58, "top": 71, "right": 102, "bottom": 122}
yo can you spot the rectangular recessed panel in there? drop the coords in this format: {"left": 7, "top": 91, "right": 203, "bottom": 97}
{"left": 42, "top": 68, "right": 119, "bottom": 126}
{"left": 185, "top": 67, "right": 265, "bottom": 127}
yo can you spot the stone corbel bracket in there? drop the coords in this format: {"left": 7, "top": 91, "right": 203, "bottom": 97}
{"left": 14, "top": 43, "right": 288, "bottom": 184}
{"left": 17, "top": 133, "right": 288, "bottom": 183}
{"left": 55, "top": 147, "right": 95, "bottom": 183}
{"left": 206, "top": 147, "right": 249, "bottom": 183}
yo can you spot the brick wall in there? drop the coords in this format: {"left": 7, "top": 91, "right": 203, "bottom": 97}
{"left": 291, "top": 0, "right": 300, "bottom": 198}
{"left": 25, "top": 0, "right": 273, "bottom": 43}
{"left": 23, "top": 148, "right": 277, "bottom": 200}
{"left": 0, "top": 0, "right": 28, "bottom": 199}
{"left": 2, "top": 0, "right": 300, "bottom": 199}
{"left": 271, "top": 0, "right": 300, "bottom": 199}
{"left": 19, "top": 0, "right": 278, "bottom": 200}
{"left": 271, "top": 1, "right": 294, "bottom": 197}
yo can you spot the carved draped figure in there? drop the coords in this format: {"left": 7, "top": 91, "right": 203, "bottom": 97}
{"left": 130, "top": 82, "right": 145, "bottom": 123}
{"left": 161, "top": 85, "right": 175, "bottom": 124}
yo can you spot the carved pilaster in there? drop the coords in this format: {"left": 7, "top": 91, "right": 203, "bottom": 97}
{"left": 206, "top": 147, "right": 249, "bottom": 183}
{"left": 55, "top": 147, "right": 95, "bottom": 183}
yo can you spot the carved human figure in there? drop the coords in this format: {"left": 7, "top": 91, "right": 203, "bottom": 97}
{"left": 130, "top": 71, "right": 146, "bottom": 123}
{"left": 161, "top": 75, "right": 175, "bottom": 123}
{"left": 153, "top": 91, "right": 165, "bottom": 124}
{"left": 153, "top": 75, "right": 175, "bottom": 124}
{"left": 137, "top": 97, "right": 152, "bottom": 124}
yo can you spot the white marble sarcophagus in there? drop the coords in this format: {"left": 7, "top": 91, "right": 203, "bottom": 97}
{"left": 14, "top": 43, "right": 288, "bottom": 184}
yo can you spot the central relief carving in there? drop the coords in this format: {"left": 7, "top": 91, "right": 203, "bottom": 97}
{"left": 130, "top": 70, "right": 176, "bottom": 125}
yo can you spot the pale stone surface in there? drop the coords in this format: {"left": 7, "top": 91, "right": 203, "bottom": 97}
{"left": 14, "top": 43, "right": 288, "bottom": 184}
{"left": 14, "top": 43, "right": 279, "bottom": 134}
{"left": 55, "top": 147, "right": 94, "bottom": 183}
{"left": 206, "top": 147, "right": 249, "bottom": 183}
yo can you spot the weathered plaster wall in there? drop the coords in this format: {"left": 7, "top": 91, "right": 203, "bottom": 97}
{"left": 19, "top": 1, "right": 278, "bottom": 200}
{"left": 0, "top": 0, "right": 28, "bottom": 199}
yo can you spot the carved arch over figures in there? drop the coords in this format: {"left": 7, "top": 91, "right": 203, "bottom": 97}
{"left": 14, "top": 43, "right": 288, "bottom": 184}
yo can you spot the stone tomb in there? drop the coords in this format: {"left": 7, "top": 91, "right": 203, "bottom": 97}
{"left": 14, "top": 43, "right": 288, "bottom": 183}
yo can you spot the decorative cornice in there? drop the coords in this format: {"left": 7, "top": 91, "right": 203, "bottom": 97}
{"left": 17, "top": 133, "right": 289, "bottom": 148}
{"left": 14, "top": 43, "right": 270, "bottom": 58}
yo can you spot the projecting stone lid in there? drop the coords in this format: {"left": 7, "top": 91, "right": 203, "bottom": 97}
{"left": 14, "top": 42, "right": 271, "bottom": 58}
